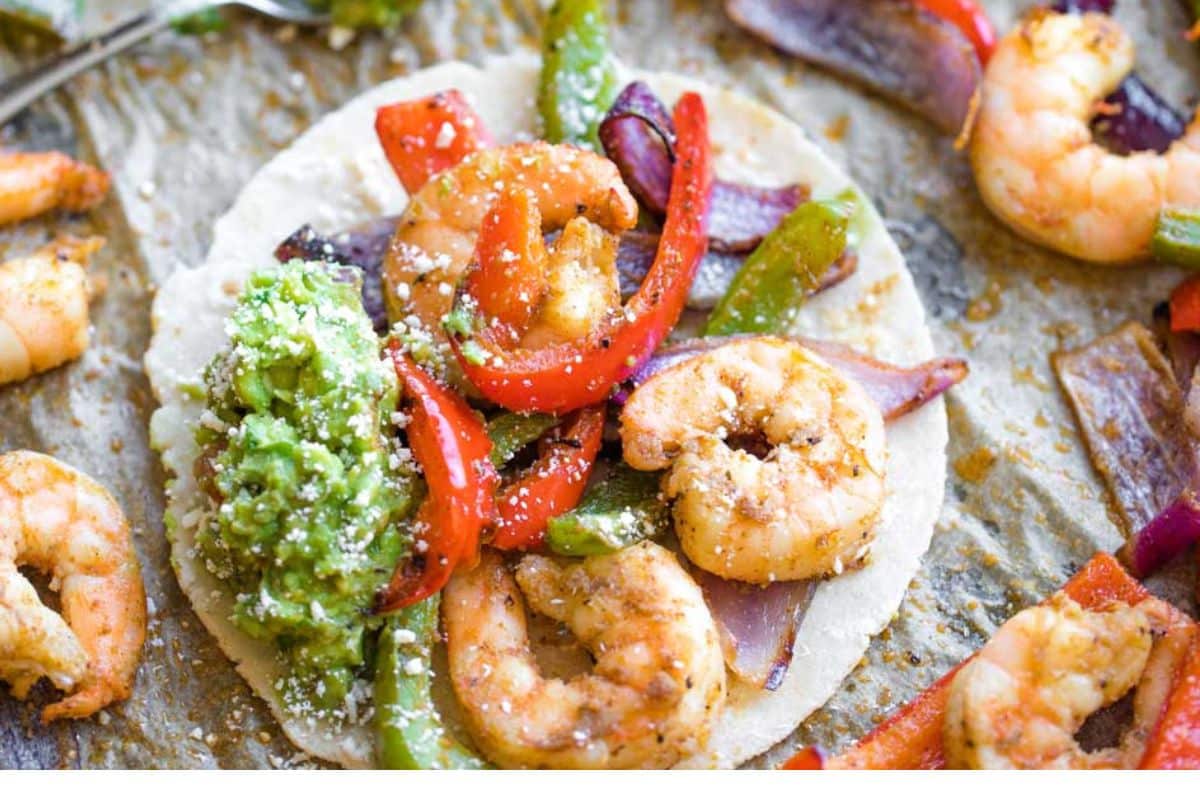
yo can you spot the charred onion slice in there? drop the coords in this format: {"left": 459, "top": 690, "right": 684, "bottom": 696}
{"left": 616, "top": 334, "right": 968, "bottom": 419}
{"left": 725, "top": 0, "right": 981, "bottom": 135}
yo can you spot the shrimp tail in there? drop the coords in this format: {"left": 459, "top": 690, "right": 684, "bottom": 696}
{"left": 54, "top": 158, "right": 111, "bottom": 213}
{"left": 0, "top": 152, "right": 110, "bottom": 226}
{"left": 41, "top": 560, "right": 146, "bottom": 723}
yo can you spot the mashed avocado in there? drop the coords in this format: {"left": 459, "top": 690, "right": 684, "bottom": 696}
{"left": 196, "top": 260, "right": 417, "bottom": 719}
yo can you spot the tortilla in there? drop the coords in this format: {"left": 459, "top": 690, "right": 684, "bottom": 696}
{"left": 144, "top": 53, "right": 947, "bottom": 769}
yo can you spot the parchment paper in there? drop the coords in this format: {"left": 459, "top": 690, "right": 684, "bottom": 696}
{"left": 0, "top": 0, "right": 1196, "bottom": 768}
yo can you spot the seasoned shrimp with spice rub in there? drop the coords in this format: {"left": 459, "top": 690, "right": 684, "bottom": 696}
{"left": 0, "top": 237, "right": 105, "bottom": 387}
{"left": 0, "top": 151, "right": 109, "bottom": 227}
{"left": 383, "top": 141, "right": 637, "bottom": 334}
{"left": 945, "top": 593, "right": 1190, "bottom": 769}
{"left": 442, "top": 542, "right": 725, "bottom": 769}
{"left": 0, "top": 451, "right": 146, "bottom": 722}
{"left": 621, "top": 336, "right": 886, "bottom": 584}
{"left": 971, "top": 11, "right": 1200, "bottom": 263}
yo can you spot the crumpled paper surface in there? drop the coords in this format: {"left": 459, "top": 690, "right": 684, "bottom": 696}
{"left": 0, "top": 0, "right": 1196, "bottom": 769}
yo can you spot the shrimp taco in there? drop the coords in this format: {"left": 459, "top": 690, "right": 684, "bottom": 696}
{"left": 145, "top": 5, "right": 966, "bottom": 769}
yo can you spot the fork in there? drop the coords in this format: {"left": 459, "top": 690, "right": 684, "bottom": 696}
{"left": 0, "top": 0, "right": 331, "bottom": 126}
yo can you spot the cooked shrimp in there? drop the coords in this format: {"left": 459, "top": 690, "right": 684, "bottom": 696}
{"left": 0, "top": 237, "right": 104, "bottom": 387}
{"left": 520, "top": 216, "right": 621, "bottom": 349}
{"left": 970, "top": 11, "right": 1200, "bottom": 264}
{"left": 383, "top": 141, "right": 637, "bottom": 332}
{"left": 620, "top": 336, "right": 886, "bottom": 584}
{"left": 0, "top": 151, "right": 110, "bottom": 226}
{"left": 945, "top": 593, "right": 1186, "bottom": 769}
{"left": 442, "top": 542, "right": 725, "bottom": 769}
{"left": 0, "top": 451, "right": 146, "bottom": 721}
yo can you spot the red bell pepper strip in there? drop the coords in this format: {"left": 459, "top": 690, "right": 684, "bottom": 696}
{"left": 448, "top": 91, "right": 713, "bottom": 414}
{"left": 782, "top": 553, "right": 1156, "bottom": 770}
{"left": 464, "top": 187, "right": 549, "bottom": 344}
{"left": 1140, "top": 632, "right": 1200, "bottom": 768}
{"left": 913, "top": 0, "right": 996, "bottom": 65}
{"left": 375, "top": 343, "right": 498, "bottom": 612}
{"left": 798, "top": 664, "right": 966, "bottom": 769}
{"left": 780, "top": 747, "right": 826, "bottom": 770}
{"left": 490, "top": 405, "right": 606, "bottom": 551}
{"left": 1170, "top": 276, "right": 1200, "bottom": 333}
{"left": 1064, "top": 550, "right": 1152, "bottom": 609}
{"left": 375, "top": 90, "right": 494, "bottom": 195}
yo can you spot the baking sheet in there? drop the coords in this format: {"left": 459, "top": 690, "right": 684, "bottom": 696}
{"left": 0, "top": 0, "right": 1196, "bottom": 768}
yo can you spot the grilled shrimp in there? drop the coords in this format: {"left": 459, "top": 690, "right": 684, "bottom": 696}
{"left": 0, "top": 451, "right": 146, "bottom": 721}
{"left": 0, "top": 237, "right": 104, "bottom": 387}
{"left": 0, "top": 151, "right": 110, "bottom": 226}
{"left": 945, "top": 593, "right": 1187, "bottom": 769}
{"left": 383, "top": 141, "right": 637, "bottom": 333}
{"left": 620, "top": 337, "right": 886, "bottom": 584}
{"left": 520, "top": 216, "right": 621, "bottom": 349}
{"left": 442, "top": 542, "right": 725, "bottom": 769}
{"left": 971, "top": 11, "right": 1200, "bottom": 263}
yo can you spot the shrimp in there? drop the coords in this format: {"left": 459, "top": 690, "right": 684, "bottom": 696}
{"left": 970, "top": 11, "right": 1200, "bottom": 264}
{"left": 519, "top": 216, "right": 621, "bottom": 349}
{"left": 442, "top": 542, "right": 726, "bottom": 769}
{"left": 383, "top": 141, "right": 637, "bottom": 333}
{"left": 0, "top": 236, "right": 105, "bottom": 387}
{"left": 620, "top": 336, "right": 886, "bottom": 584}
{"left": 0, "top": 151, "right": 110, "bottom": 226}
{"left": 0, "top": 451, "right": 146, "bottom": 722}
{"left": 944, "top": 593, "right": 1187, "bottom": 769}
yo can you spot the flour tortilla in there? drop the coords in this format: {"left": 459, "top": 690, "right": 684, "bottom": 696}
{"left": 144, "top": 53, "right": 947, "bottom": 769}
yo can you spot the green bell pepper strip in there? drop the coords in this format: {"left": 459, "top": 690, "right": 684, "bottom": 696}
{"left": 315, "top": 0, "right": 422, "bottom": 29}
{"left": 375, "top": 597, "right": 488, "bottom": 770}
{"left": 1153, "top": 208, "right": 1200, "bottom": 269}
{"left": 537, "top": 0, "right": 619, "bottom": 150}
{"left": 704, "top": 198, "right": 854, "bottom": 336}
{"left": 486, "top": 412, "right": 559, "bottom": 468}
{"left": 171, "top": 8, "right": 227, "bottom": 35}
{"left": 544, "top": 463, "right": 669, "bottom": 556}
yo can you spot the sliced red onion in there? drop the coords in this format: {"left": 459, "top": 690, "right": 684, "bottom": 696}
{"left": 799, "top": 338, "right": 967, "bottom": 421}
{"left": 709, "top": 183, "right": 812, "bottom": 254}
{"left": 725, "top": 0, "right": 981, "bottom": 134}
{"left": 599, "top": 81, "right": 809, "bottom": 252}
{"left": 1127, "top": 490, "right": 1200, "bottom": 577}
{"left": 1050, "top": 0, "right": 1114, "bottom": 11}
{"left": 1093, "top": 72, "right": 1186, "bottom": 157}
{"left": 617, "top": 335, "right": 968, "bottom": 421}
{"left": 274, "top": 217, "right": 397, "bottom": 333}
{"left": 694, "top": 570, "right": 816, "bottom": 690}
{"left": 615, "top": 231, "right": 857, "bottom": 311}
{"left": 1051, "top": 2, "right": 1186, "bottom": 155}
{"left": 1055, "top": 322, "right": 1200, "bottom": 574}
{"left": 597, "top": 82, "right": 675, "bottom": 212}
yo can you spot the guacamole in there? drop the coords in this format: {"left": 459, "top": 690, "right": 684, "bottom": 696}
{"left": 196, "top": 260, "right": 417, "bottom": 719}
